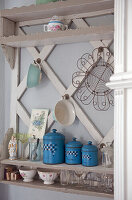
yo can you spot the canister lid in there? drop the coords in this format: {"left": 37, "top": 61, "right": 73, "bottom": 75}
{"left": 66, "top": 137, "right": 82, "bottom": 148}
{"left": 82, "top": 141, "right": 98, "bottom": 152}
{"left": 44, "top": 129, "right": 65, "bottom": 140}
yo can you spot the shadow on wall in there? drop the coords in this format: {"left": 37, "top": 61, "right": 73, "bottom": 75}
{"left": 0, "top": 184, "right": 9, "bottom": 200}
{"left": 0, "top": 184, "right": 113, "bottom": 200}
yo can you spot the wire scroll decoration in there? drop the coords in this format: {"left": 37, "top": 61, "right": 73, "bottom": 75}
{"left": 72, "top": 47, "right": 114, "bottom": 111}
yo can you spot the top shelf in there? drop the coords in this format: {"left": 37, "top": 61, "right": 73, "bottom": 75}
{"left": 0, "top": 0, "right": 114, "bottom": 22}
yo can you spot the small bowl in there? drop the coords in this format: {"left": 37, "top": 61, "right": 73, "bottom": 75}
{"left": 38, "top": 169, "right": 58, "bottom": 185}
{"left": 19, "top": 167, "right": 36, "bottom": 182}
{"left": 54, "top": 99, "right": 75, "bottom": 126}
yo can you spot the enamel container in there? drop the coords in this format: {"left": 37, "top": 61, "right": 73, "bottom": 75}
{"left": 82, "top": 141, "right": 98, "bottom": 167}
{"left": 65, "top": 137, "right": 82, "bottom": 164}
{"left": 43, "top": 129, "right": 65, "bottom": 164}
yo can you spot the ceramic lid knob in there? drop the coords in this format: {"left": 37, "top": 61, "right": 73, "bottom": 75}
{"left": 88, "top": 141, "right": 92, "bottom": 145}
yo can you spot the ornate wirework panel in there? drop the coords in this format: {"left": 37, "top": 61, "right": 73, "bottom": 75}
{"left": 72, "top": 47, "right": 114, "bottom": 111}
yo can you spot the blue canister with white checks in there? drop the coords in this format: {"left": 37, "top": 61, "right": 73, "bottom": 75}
{"left": 82, "top": 141, "right": 98, "bottom": 167}
{"left": 43, "top": 129, "right": 65, "bottom": 164}
{"left": 65, "top": 137, "right": 82, "bottom": 164}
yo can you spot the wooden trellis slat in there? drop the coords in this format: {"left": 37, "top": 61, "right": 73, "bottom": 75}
{"left": 100, "top": 127, "right": 114, "bottom": 145}
{"left": 17, "top": 74, "right": 27, "bottom": 100}
{"left": 11, "top": 17, "right": 114, "bottom": 144}
{"left": 10, "top": 48, "right": 20, "bottom": 132}
{"left": 16, "top": 101, "right": 30, "bottom": 127}
{"left": 41, "top": 60, "right": 103, "bottom": 143}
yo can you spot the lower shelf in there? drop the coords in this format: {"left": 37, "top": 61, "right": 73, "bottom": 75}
{"left": 1, "top": 159, "right": 114, "bottom": 174}
{"left": 1, "top": 180, "right": 114, "bottom": 198}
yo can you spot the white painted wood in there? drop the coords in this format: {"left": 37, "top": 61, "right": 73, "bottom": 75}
{"left": 1, "top": 159, "right": 113, "bottom": 174}
{"left": 70, "top": 98, "right": 103, "bottom": 143}
{"left": 10, "top": 48, "right": 20, "bottom": 132}
{"left": 16, "top": 101, "right": 30, "bottom": 127}
{"left": 73, "top": 18, "right": 112, "bottom": 49}
{"left": 19, "top": 29, "right": 103, "bottom": 141}
{"left": 41, "top": 60, "right": 103, "bottom": 143}
{"left": 114, "top": 89, "right": 125, "bottom": 200}
{"left": 110, "top": 71, "right": 132, "bottom": 82}
{"left": 19, "top": 26, "right": 104, "bottom": 143}
{"left": 114, "top": 0, "right": 125, "bottom": 74}
{"left": 106, "top": 1, "right": 132, "bottom": 200}
{"left": 0, "top": 0, "right": 114, "bottom": 22}
{"left": 99, "top": 127, "right": 114, "bottom": 146}
{"left": 107, "top": 72, "right": 132, "bottom": 89}
{"left": 0, "top": 18, "right": 15, "bottom": 37}
{"left": 19, "top": 8, "right": 114, "bottom": 27}
{"left": 107, "top": 79, "right": 132, "bottom": 90}
{"left": 42, "top": 61, "right": 66, "bottom": 94}
{"left": 39, "top": 45, "right": 55, "bottom": 60}
{"left": 1, "top": 45, "right": 15, "bottom": 69}
{"left": 17, "top": 74, "right": 27, "bottom": 100}
{"left": 0, "top": 26, "right": 114, "bottom": 48}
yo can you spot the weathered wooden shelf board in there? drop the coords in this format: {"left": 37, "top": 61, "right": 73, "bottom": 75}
{"left": 1, "top": 159, "right": 113, "bottom": 174}
{"left": 0, "top": 0, "right": 114, "bottom": 22}
{"left": 1, "top": 180, "right": 114, "bottom": 198}
{"left": 0, "top": 26, "right": 114, "bottom": 47}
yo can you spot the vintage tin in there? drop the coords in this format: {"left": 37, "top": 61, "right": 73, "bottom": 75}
{"left": 65, "top": 137, "right": 82, "bottom": 164}
{"left": 43, "top": 129, "right": 65, "bottom": 164}
{"left": 82, "top": 141, "right": 98, "bottom": 167}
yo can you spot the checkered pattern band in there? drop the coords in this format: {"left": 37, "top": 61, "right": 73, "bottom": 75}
{"left": 66, "top": 151, "right": 78, "bottom": 157}
{"left": 43, "top": 144, "right": 57, "bottom": 156}
{"left": 82, "top": 155, "right": 91, "bottom": 160}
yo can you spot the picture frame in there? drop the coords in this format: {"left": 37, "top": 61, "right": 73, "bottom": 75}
{"left": 28, "top": 109, "right": 49, "bottom": 139}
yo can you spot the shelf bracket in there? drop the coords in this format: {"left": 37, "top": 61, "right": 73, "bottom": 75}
{"left": 1, "top": 45, "right": 15, "bottom": 69}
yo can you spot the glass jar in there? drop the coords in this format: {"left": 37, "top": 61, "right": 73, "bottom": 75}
{"left": 29, "top": 137, "right": 41, "bottom": 161}
{"left": 101, "top": 143, "right": 113, "bottom": 168}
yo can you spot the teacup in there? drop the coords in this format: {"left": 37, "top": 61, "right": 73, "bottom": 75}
{"left": 27, "top": 64, "right": 42, "bottom": 88}
{"left": 44, "top": 16, "right": 68, "bottom": 32}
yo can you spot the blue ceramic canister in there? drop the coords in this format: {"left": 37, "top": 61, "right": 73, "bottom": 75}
{"left": 82, "top": 141, "right": 98, "bottom": 167}
{"left": 43, "top": 129, "right": 65, "bottom": 164}
{"left": 65, "top": 137, "right": 82, "bottom": 165}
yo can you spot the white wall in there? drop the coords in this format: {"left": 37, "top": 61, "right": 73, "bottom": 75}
{"left": 0, "top": 0, "right": 114, "bottom": 200}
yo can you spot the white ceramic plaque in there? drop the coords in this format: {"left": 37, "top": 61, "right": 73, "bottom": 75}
{"left": 28, "top": 109, "right": 49, "bottom": 139}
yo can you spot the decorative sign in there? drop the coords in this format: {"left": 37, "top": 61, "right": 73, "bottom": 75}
{"left": 28, "top": 109, "right": 49, "bottom": 139}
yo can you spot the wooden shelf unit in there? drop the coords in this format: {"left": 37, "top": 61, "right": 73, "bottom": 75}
{"left": 0, "top": 0, "right": 114, "bottom": 22}
{"left": 1, "top": 180, "right": 113, "bottom": 198}
{"left": 0, "top": 0, "right": 114, "bottom": 198}
{"left": 0, "top": 26, "right": 114, "bottom": 48}
{"left": 1, "top": 159, "right": 114, "bottom": 174}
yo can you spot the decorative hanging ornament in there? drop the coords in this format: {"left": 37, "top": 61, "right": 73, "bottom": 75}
{"left": 72, "top": 47, "right": 114, "bottom": 111}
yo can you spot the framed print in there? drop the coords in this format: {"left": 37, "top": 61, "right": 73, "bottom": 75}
{"left": 28, "top": 109, "right": 49, "bottom": 139}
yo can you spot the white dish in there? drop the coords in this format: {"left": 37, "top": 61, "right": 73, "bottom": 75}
{"left": 54, "top": 99, "right": 75, "bottom": 126}
{"left": 19, "top": 167, "right": 36, "bottom": 182}
{"left": 38, "top": 169, "right": 58, "bottom": 185}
